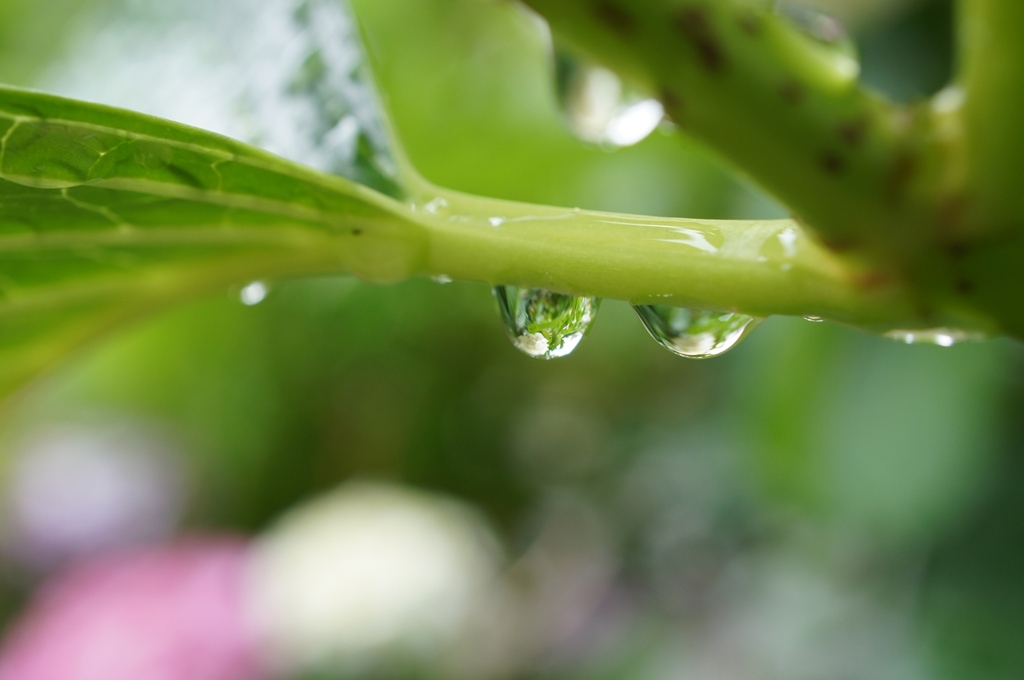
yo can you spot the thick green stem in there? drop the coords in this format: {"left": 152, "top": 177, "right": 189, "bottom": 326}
{"left": 901, "top": 0, "right": 1024, "bottom": 339}
{"left": 520, "top": 0, "right": 916, "bottom": 249}
{"left": 403, "top": 185, "right": 917, "bottom": 328}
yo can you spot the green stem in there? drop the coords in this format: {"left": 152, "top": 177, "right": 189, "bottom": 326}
{"left": 400, "top": 183, "right": 918, "bottom": 328}
{"left": 519, "top": 0, "right": 914, "bottom": 248}
{"left": 958, "top": 0, "right": 1024, "bottom": 235}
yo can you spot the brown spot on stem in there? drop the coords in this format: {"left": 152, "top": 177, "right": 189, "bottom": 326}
{"left": 591, "top": 1, "right": 636, "bottom": 36}
{"left": 945, "top": 240, "right": 971, "bottom": 260}
{"left": 659, "top": 87, "right": 683, "bottom": 119}
{"left": 820, "top": 151, "right": 845, "bottom": 176}
{"left": 674, "top": 5, "right": 727, "bottom": 73}
{"left": 837, "top": 119, "right": 867, "bottom": 147}
{"left": 737, "top": 10, "right": 762, "bottom": 37}
{"left": 821, "top": 235, "right": 859, "bottom": 252}
{"left": 855, "top": 270, "right": 894, "bottom": 291}
{"left": 936, "top": 194, "right": 968, "bottom": 237}
{"left": 955, "top": 279, "right": 976, "bottom": 295}
{"left": 779, "top": 80, "right": 805, "bottom": 105}
{"left": 886, "top": 151, "right": 916, "bottom": 206}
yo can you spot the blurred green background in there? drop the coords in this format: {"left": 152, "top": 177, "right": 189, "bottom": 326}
{"left": 1, "top": 0, "right": 1023, "bottom": 678}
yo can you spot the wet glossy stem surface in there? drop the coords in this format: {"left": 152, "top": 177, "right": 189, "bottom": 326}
{"left": 407, "top": 185, "right": 918, "bottom": 329}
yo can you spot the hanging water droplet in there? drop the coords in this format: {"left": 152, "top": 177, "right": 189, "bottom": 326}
{"left": 554, "top": 48, "right": 664, "bottom": 149}
{"left": 882, "top": 328, "right": 982, "bottom": 347}
{"left": 633, "top": 305, "right": 760, "bottom": 358}
{"left": 777, "top": 4, "right": 860, "bottom": 82}
{"left": 239, "top": 280, "right": 269, "bottom": 306}
{"left": 494, "top": 286, "right": 599, "bottom": 360}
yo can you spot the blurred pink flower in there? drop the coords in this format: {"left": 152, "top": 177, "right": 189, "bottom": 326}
{"left": 0, "top": 539, "right": 267, "bottom": 680}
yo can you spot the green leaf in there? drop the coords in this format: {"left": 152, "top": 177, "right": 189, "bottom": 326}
{"left": 0, "top": 85, "right": 426, "bottom": 399}
{"left": 0, "top": 83, "right": 924, "bottom": 402}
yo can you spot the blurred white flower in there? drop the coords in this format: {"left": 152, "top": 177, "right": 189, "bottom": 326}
{"left": 443, "top": 494, "right": 620, "bottom": 680}
{"left": 246, "top": 481, "right": 501, "bottom": 674}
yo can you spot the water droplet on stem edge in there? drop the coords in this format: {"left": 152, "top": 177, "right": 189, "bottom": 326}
{"left": 883, "top": 328, "right": 983, "bottom": 347}
{"left": 553, "top": 47, "right": 664, "bottom": 149}
{"left": 239, "top": 281, "right": 269, "bottom": 306}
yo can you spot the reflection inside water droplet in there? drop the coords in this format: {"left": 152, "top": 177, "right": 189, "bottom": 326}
{"left": 554, "top": 48, "right": 664, "bottom": 148}
{"left": 493, "top": 286, "right": 599, "bottom": 360}
{"left": 804, "top": 316, "right": 824, "bottom": 323}
{"left": 239, "top": 281, "right": 269, "bottom": 306}
{"left": 432, "top": 275, "right": 453, "bottom": 285}
{"left": 633, "top": 305, "right": 760, "bottom": 358}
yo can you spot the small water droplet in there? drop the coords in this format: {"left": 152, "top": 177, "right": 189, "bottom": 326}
{"left": 634, "top": 305, "right": 760, "bottom": 358}
{"left": 778, "top": 5, "right": 859, "bottom": 81}
{"left": 883, "top": 328, "right": 982, "bottom": 347}
{"left": 554, "top": 48, "right": 664, "bottom": 149}
{"left": 488, "top": 217, "right": 505, "bottom": 227}
{"left": 239, "top": 281, "right": 269, "bottom": 306}
{"left": 422, "top": 197, "right": 449, "bottom": 214}
{"left": 432, "top": 274, "right": 453, "bottom": 285}
{"left": 494, "top": 286, "right": 599, "bottom": 359}
{"left": 933, "top": 86, "right": 965, "bottom": 115}
{"left": 804, "top": 316, "right": 823, "bottom": 323}
{"left": 777, "top": 227, "right": 799, "bottom": 257}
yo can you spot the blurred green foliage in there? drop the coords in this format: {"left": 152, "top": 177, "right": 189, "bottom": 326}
{"left": 1, "top": 0, "right": 1023, "bottom": 677}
